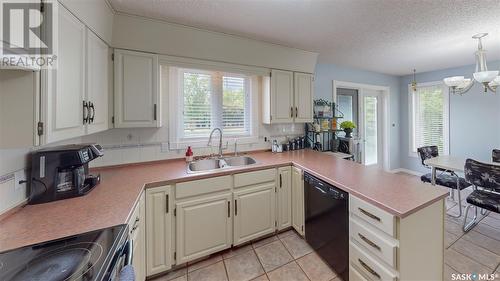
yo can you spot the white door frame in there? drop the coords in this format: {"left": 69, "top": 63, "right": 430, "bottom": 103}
{"left": 333, "top": 80, "right": 391, "bottom": 171}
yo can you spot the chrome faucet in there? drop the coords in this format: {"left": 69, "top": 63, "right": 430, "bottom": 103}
{"left": 208, "top": 128, "right": 223, "bottom": 157}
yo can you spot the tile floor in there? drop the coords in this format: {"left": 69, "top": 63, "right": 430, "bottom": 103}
{"left": 151, "top": 173, "right": 500, "bottom": 281}
{"left": 150, "top": 229, "right": 338, "bottom": 281}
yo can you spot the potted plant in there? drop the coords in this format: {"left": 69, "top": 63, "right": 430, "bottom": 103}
{"left": 340, "top": 121, "right": 356, "bottom": 138}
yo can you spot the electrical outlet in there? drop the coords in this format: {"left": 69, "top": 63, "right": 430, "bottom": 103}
{"left": 14, "top": 169, "right": 27, "bottom": 191}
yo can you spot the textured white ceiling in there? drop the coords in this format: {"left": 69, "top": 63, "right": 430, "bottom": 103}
{"left": 108, "top": 0, "right": 500, "bottom": 76}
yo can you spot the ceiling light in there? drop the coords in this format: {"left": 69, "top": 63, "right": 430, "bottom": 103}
{"left": 443, "top": 33, "right": 499, "bottom": 95}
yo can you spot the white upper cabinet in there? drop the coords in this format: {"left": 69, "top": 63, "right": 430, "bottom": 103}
{"left": 294, "top": 73, "right": 313, "bottom": 123}
{"left": 114, "top": 49, "right": 160, "bottom": 128}
{"left": 271, "top": 69, "right": 294, "bottom": 123}
{"left": 41, "top": 4, "right": 86, "bottom": 143}
{"left": 262, "top": 69, "right": 313, "bottom": 124}
{"left": 86, "top": 30, "right": 109, "bottom": 134}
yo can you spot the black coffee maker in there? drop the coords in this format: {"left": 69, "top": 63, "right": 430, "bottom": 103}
{"left": 29, "top": 144, "right": 104, "bottom": 205}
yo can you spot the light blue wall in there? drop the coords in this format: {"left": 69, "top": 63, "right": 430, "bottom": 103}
{"left": 399, "top": 61, "right": 500, "bottom": 173}
{"left": 314, "top": 63, "right": 401, "bottom": 169}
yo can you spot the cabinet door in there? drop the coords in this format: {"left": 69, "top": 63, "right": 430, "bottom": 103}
{"left": 233, "top": 182, "right": 276, "bottom": 245}
{"left": 131, "top": 193, "right": 146, "bottom": 281}
{"left": 146, "top": 186, "right": 172, "bottom": 276}
{"left": 270, "top": 69, "right": 294, "bottom": 123}
{"left": 176, "top": 193, "right": 232, "bottom": 264}
{"left": 86, "top": 29, "right": 109, "bottom": 134}
{"left": 292, "top": 167, "right": 305, "bottom": 236}
{"left": 114, "top": 49, "right": 160, "bottom": 128}
{"left": 42, "top": 5, "right": 86, "bottom": 143}
{"left": 294, "top": 73, "right": 313, "bottom": 123}
{"left": 277, "top": 167, "right": 292, "bottom": 230}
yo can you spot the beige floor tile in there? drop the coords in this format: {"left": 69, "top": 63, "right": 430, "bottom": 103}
{"left": 255, "top": 240, "right": 293, "bottom": 272}
{"left": 444, "top": 264, "right": 461, "bottom": 280}
{"left": 481, "top": 216, "right": 500, "bottom": 230}
{"left": 445, "top": 231, "right": 460, "bottom": 249}
{"left": 151, "top": 266, "right": 187, "bottom": 281}
{"left": 463, "top": 231, "right": 500, "bottom": 255}
{"left": 170, "top": 276, "right": 187, "bottom": 281}
{"left": 267, "top": 262, "right": 309, "bottom": 281}
{"left": 188, "top": 254, "right": 223, "bottom": 273}
{"left": 445, "top": 219, "right": 466, "bottom": 236}
{"left": 223, "top": 243, "right": 254, "bottom": 259}
{"left": 474, "top": 222, "right": 500, "bottom": 241}
{"left": 296, "top": 252, "right": 336, "bottom": 281}
{"left": 187, "top": 261, "right": 228, "bottom": 281}
{"left": 277, "top": 229, "right": 295, "bottom": 239}
{"left": 253, "top": 235, "right": 279, "bottom": 249}
{"left": 445, "top": 249, "right": 492, "bottom": 275}
{"left": 451, "top": 238, "right": 500, "bottom": 270}
{"left": 281, "top": 232, "right": 313, "bottom": 259}
{"left": 224, "top": 250, "right": 265, "bottom": 281}
{"left": 250, "top": 275, "right": 270, "bottom": 281}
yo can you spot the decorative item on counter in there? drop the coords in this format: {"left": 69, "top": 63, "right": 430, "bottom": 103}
{"left": 321, "top": 119, "right": 330, "bottom": 131}
{"left": 313, "top": 121, "right": 321, "bottom": 133}
{"left": 340, "top": 121, "right": 356, "bottom": 138}
{"left": 185, "top": 146, "right": 193, "bottom": 162}
{"left": 272, "top": 140, "right": 277, "bottom": 152}
{"left": 332, "top": 118, "right": 337, "bottom": 130}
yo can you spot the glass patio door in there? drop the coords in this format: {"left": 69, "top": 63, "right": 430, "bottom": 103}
{"left": 359, "top": 90, "right": 383, "bottom": 166}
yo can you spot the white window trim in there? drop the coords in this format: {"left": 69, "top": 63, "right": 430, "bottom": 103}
{"left": 408, "top": 81, "right": 450, "bottom": 158}
{"left": 167, "top": 66, "right": 259, "bottom": 150}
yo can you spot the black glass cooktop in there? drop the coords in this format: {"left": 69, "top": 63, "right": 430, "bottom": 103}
{"left": 0, "top": 225, "right": 126, "bottom": 281}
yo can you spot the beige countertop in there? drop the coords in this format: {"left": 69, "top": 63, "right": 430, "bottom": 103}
{"left": 0, "top": 149, "right": 448, "bottom": 252}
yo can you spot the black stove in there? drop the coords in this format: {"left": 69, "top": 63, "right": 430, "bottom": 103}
{"left": 0, "top": 224, "right": 129, "bottom": 281}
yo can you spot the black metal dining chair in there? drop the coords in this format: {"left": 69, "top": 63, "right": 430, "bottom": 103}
{"left": 463, "top": 158, "right": 500, "bottom": 231}
{"left": 417, "top": 146, "right": 471, "bottom": 217}
{"left": 493, "top": 149, "right": 500, "bottom": 163}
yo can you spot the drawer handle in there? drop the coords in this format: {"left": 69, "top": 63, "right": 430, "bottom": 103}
{"left": 358, "top": 258, "right": 381, "bottom": 279}
{"left": 358, "top": 207, "right": 381, "bottom": 222}
{"left": 358, "top": 233, "right": 381, "bottom": 251}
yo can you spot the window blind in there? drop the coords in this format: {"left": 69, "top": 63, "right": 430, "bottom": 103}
{"left": 412, "top": 84, "right": 448, "bottom": 154}
{"left": 183, "top": 72, "right": 212, "bottom": 137}
{"left": 180, "top": 69, "right": 251, "bottom": 139}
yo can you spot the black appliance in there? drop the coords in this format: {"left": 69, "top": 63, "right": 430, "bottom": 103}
{"left": 304, "top": 172, "right": 349, "bottom": 281}
{"left": 0, "top": 225, "right": 131, "bottom": 281}
{"left": 29, "top": 144, "right": 104, "bottom": 204}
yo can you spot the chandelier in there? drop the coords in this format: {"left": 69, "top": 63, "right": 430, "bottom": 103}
{"left": 443, "top": 33, "right": 500, "bottom": 95}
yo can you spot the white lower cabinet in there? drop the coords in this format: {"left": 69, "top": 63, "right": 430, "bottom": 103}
{"left": 233, "top": 182, "right": 276, "bottom": 245}
{"left": 176, "top": 192, "right": 233, "bottom": 264}
{"left": 277, "top": 166, "right": 292, "bottom": 230}
{"left": 129, "top": 192, "right": 146, "bottom": 281}
{"left": 146, "top": 185, "right": 173, "bottom": 276}
{"left": 291, "top": 167, "right": 305, "bottom": 236}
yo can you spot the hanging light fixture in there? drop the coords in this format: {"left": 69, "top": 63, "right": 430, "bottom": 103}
{"left": 443, "top": 33, "right": 499, "bottom": 95}
{"left": 411, "top": 69, "right": 418, "bottom": 92}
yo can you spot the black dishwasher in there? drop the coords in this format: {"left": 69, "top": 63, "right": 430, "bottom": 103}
{"left": 304, "top": 172, "right": 349, "bottom": 281}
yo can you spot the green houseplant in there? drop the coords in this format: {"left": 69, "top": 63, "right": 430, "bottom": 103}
{"left": 340, "top": 121, "right": 356, "bottom": 138}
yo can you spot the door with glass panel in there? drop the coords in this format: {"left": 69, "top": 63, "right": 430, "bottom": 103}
{"left": 359, "top": 90, "right": 383, "bottom": 166}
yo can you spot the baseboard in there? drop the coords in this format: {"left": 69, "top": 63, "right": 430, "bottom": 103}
{"left": 389, "top": 168, "right": 423, "bottom": 176}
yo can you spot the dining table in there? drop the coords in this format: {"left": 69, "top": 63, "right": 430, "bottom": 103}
{"left": 424, "top": 155, "right": 500, "bottom": 185}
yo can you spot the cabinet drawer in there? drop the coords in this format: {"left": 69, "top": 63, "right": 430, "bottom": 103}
{"left": 234, "top": 168, "right": 276, "bottom": 188}
{"left": 350, "top": 264, "right": 369, "bottom": 281}
{"left": 176, "top": 175, "right": 232, "bottom": 199}
{"left": 350, "top": 195, "right": 395, "bottom": 237}
{"left": 350, "top": 217, "right": 398, "bottom": 268}
{"left": 350, "top": 241, "right": 398, "bottom": 281}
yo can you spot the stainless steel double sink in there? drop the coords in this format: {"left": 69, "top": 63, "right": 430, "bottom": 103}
{"left": 187, "top": 156, "right": 257, "bottom": 173}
